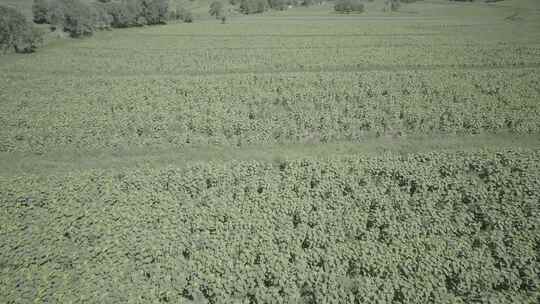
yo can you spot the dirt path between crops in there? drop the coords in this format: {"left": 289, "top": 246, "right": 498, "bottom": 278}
{"left": 1, "top": 133, "right": 539, "bottom": 177}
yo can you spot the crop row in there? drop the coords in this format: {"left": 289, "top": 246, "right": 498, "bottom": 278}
{"left": 1, "top": 149, "right": 539, "bottom": 303}
{"left": 1, "top": 68, "right": 539, "bottom": 153}
{"left": 4, "top": 43, "right": 540, "bottom": 76}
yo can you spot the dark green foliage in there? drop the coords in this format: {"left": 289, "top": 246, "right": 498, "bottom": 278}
{"left": 239, "top": 0, "right": 268, "bottom": 14}
{"left": 106, "top": 0, "right": 169, "bottom": 26}
{"left": 32, "top": 0, "right": 49, "bottom": 24}
{"left": 106, "top": 0, "right": 170, "bottom": 27}
{"left": 36, "top": 0, "right": 170, "bottom": 34}
{"left": 175, "top": 6, "right": 194, "bottom": 23}
{"left": 46, "top": 0, "right": 67, "bottom": 27}
{"left": 0, "top": 6, "right": 43, "bottom": 54}
{"left": 13, "top": 27, "right": 44, "bottom": 53}
{"left": 392, "top": 0, "right": 400, "bottom": 11}
{"left": 385, "top": 0, "right": 400, "bottom": 11}
{"left": 1, "top": 150, "right": 539, "bottom": 302}
{"left": 209, "top": 1, "right": 224, "bottom": 18}
{"left": 237, "top": 0, "right": 292, "bottom": 13}
{"left": 301, "top": 0, "right": 320, "bottom": 6}
{"left": 139, "top": 0, "right": 168, "bottom": 25}
{"left": 38, "top": 0, "right": 96, "bottom": 37}
{"left": 62, "top": 0, "right": 96, "bottom": 37}
{"left": 91, "top": 2, "right": 113, "bottom": 30}
{"left": 106, "top": 1, "right": 137, "bottom": 27}
{"left": 268, "top": 0, "right": 288, "bottom": 10}
{"left": 334, "top": 0, "right": 364, "bottom": 13}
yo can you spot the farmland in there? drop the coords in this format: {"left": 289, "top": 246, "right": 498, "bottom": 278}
{"left": 1, "top": 0, "right": 540, "bottom": 303}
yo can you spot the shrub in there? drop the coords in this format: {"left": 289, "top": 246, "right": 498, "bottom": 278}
{"left": 139, "top": 0, "right": 169, "bottom": 25}
{"left": 384, "top": 0, "right": 400, "bottom": 11}
{"left": 209, "top": 1, "right": 224, "bottom": 18}
{"left": 391, "top": 0, "right": 401, "bottom": 11}
{"left": 268, "top": 0, "right": 288, "bottom": 10}
{"left": 91, "top": 2, "right": 113, "bottom": 30}
{"left": 39, "top": 0, "right": 170, "bottom": 32}
{"left": 1, "top": 6, "right": 43, "bottom": 54}
{"left": 334, "top": 0, "right": 364, "bottom": 13}
{"left": 40, "top": 0, "right": 96, "bottom": 37}
{"left": 46, "top": 0, "right": 66, "bottom": 27}
{"left": 14, "top": 27, "right": 44, "bottom": 53}
{"left": 62, "top": 0, "right": 95, "bottom": 37}
{"left": 175, "top": 6, "right": 193, "bottom": 23}
{"left": 239, "top": 0, "right": 268, "bottom": 14}
{"left": 106, "top": 1, "right": 137, "bottom": 28}
{"left": 32, "top": 0, "right": 49, "bottom": 24}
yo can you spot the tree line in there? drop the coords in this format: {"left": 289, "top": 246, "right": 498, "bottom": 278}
{"left": 32, "top": 0, "right": 174, "bottom": 37}
{"left": 1, "top": 0, "right": 196, "bottom": 54}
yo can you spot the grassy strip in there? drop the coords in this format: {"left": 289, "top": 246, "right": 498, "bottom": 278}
{"left": 1, "top": 133, "right": 539, "bottom": 176}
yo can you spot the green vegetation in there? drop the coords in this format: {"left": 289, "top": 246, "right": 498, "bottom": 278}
{"left": 1, "top": 0, "right": 540, "bottom": 303}
{"left": 239, "top": 0, "right": 268, "bottom": 14}
{"left": 39, "top": 0, "right": 170, "bottom": 35}
{"left": 2, "top": 150, "right": 540, "bottom": 302}
{"left": 32, "top": 0, "right": 49, "bottom": 23}
{"left": 334, "top": 0, "right": 365, "bottom": 13}
{"left": 209, "top": 0, "right": 224, "bottom": 18}
{"left": 0, "top": 5, "right": 43, "bottom": 53}
{"left": 172, "top": 4, "right": 194, "bottom": 22}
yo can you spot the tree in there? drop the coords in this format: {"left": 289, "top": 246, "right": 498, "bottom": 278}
{"left": 139, "top": 0, "right": 169, "bottom": 25}
{"left": 47, "top": 0, "right": 66, "bottom": 28}
{"left": 14, "top": 27, "right": 44, "bottom": 53}
{"left": 38, "top": 0, "right": 96, "bottom": 37}
{"left": 384, "top": 0, "right": 400, "bottom": 11}
{"left": 239, "top": 0, "right": 267, "bottom": 14}
{"left": 175, "top": 5, "right": 194, "bottom": 23}
{"left": 106, "top": 1, "right": 137, "bottom": 27}
{"left": 33, "top": 0, "right": 49, "bottom": 24}
{"left": 64, "top": 0, "right": 95, "bottom": 38}
{"left": 209, "top": 1, "right": 224, "bottom": 19}
{"left": 32, "top": 0, "right": 170, "bottom": 35}
{"left": 268, "top": 0, "right": 287, "bottom": 10}
{"left": 334, "top": 0, "right": 364, "bottom": 13}
{"left": 1, "top": 6, "right": 43, "bottom": 54}
{"left": 91, "top": 2, "right": 113, "bottom": 30}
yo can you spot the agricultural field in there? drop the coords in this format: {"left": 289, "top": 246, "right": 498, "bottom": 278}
{"left": 1, "top": 0, "right": 540, "bottom": 303}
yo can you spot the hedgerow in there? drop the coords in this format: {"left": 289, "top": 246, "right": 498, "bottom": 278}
{"left": 32, "top": 0, "right": 170, "bottom": 38}
{"left": 1, "top": 149, "right": 539, "bottom": 303}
